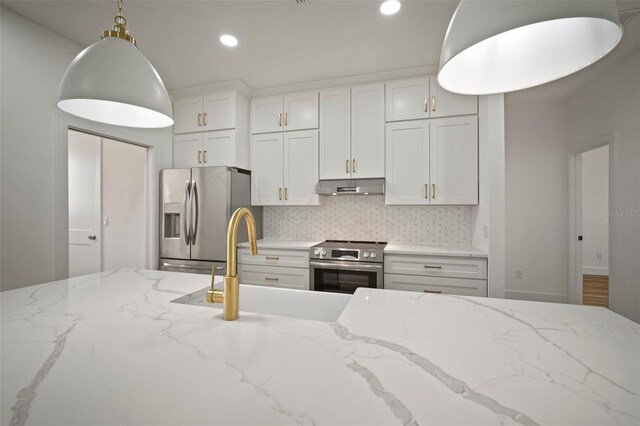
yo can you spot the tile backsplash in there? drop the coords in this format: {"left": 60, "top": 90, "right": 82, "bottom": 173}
{"left": 263, "top": 196, "right": 472, "bottom": 244}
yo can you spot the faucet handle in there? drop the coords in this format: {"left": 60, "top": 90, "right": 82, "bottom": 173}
{"left": 207, "top": 289, "right": 224, "bottom": 304}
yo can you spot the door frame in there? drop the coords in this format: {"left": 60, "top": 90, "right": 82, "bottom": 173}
{"left": 68, "top": 127, "right": 154, "bottom": 270}
{"left": 567, "top": 131, "right": 614, "bottom": 305}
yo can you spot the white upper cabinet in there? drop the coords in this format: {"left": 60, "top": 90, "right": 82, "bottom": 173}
{"left": 174, "top": 90, "right": 240, "bottom": 134}
{"left": 385, "top": 120, "right": 430, "bottom": 205}
{"left": 385, "top": 77, "right": 430, "bottom": 122}
{"left": 284, "top": 130, "right": 320, "bottom": 206}
{"left": 203, "top": 92, "right": 236, "bottom": 130}
{"left": 251, "top": 133, "right": 284, "bottom": 206}
{"left": 251, "top": 96, "right": 284, "bottom": 134}
{"left": 283, "top": 92, "right": 319, "bottom": 131}
{"left": 429, "top": 116, "right": 478, "bottom": 205}
{"left": 251, "top": 130, "right": 320, "bottom": 206}
{"left": 351, "top": 83, "right": 385, "bottom": 178}
{"left": 174, "top": 133, "right": 204, "bottom": 169}
{"left": 319, "top": 88, "right": 351, "bottom": 179}
{"left": 174, "top": 96, "right": 203, "bottom": 134}
{"left": 428, "top": 79, "right": 478, "bottom": 118}
{"left": 251, "top": 91, "right": 319, "bottom": 134}
{"left": 385, "top": 117, "right": 478, "bottom": 205}
{"left": 386, "top": 76, "right": 477, "bottom": 122}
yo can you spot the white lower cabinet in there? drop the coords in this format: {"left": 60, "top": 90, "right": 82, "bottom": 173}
{"left": 384, "top": 254, "right": 487, "bottom": 297}
{"left": 238, "top": 247, "right": 310, "bottom": 290}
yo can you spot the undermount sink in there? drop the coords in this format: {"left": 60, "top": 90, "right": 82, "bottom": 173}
{"left": 171, "top": 284, "right": 351, "bottom": 322}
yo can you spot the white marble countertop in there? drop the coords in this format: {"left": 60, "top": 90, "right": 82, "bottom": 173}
{"left": 2, "top": 269, "right": 638, "bottom": 425}
{"left": 238, "top": 238, "right": 321, "bottom": 250}
{"left": 385, "top": 243, "right": 488, "bottom": 258}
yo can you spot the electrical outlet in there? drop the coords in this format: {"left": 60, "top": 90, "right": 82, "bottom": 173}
{"left": 515, "top": 270, "right": 523, "bottom": 279}
{"left": 596, "top": 252, "right": 603, "bottom": 260}
{"left": 103, "top": 216, "right": 109, "bottom": 227}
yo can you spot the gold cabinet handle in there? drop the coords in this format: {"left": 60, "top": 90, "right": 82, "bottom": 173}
{"left": 203, "top": 150, "right": 207, "bottom": 164}
{"left": 424, "top": 97, "right": 428, "bottom": 112}
{"left": 423, "top": 289, "right": 442, "bottom": 294}
{"left": 431, "top": 96, "right": 436, "bottom": 112}
{"left": 352, "top": 159, "right": 357, "bottom": 173}
{"left": 197, "top": 150, "right": 202, "bottom": 164}
{"left": 346, "top": 159, "right": 350, "bottom": 174}
{"left": 284, "top": 187, "right": 288, "bottom": 200}
{"left": 424, "top": 184, "right": 428, "bottom": 199}
{"left": 197, "top": 113, "right": 202, "bottom": 127}
{"left": 279, "top": 113, "right": 283, "bottom": 127}
{"left": 424, "top": 265, "right": 442, "bottom": 269}
{"left": 278, "top": 187, "right": 282, "bottom": 201}
{"left": 203, "top": 112, "right": 208, "bottom": 126}
{"left": 265, "top": 277, "right": 279, "bottom": 281}
{"left": 265, "top": 256, "right": 280, "bottom": 260}
{"left": 432, "top": 183, "right": 435, "bottom": 199}
{"left": 284, "top": 112, "right": 288, "bottom": 126}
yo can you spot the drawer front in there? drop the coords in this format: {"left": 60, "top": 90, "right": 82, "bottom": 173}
{"left": 238, "top": 265, "right": 309, "bottom": 290}
{"left": 384, "top": 254, "right": 487, "bottom": 279}
{"left": 238, "top": 248, "right": 309, "bottom": 268}
{"left": 384, "top": 274, "right": 487, "bottom": 297}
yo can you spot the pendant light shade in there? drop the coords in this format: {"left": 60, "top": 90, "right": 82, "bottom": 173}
{"left": 437, "top": 0, "right": 623, "bottom": 95}
{"left": 57, "top": 2, "right": 173, "bottom": 128}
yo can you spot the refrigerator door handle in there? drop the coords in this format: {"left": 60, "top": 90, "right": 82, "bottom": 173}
{"left": 183, "top": 179, "right": 191, "bottom": 245}
{"left": 190, "top": 179, "right": 199, "bottom": 245}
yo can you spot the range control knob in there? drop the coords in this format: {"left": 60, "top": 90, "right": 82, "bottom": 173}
{"left": 363, "top": 252, "right": 370, "bottom": 258}
{"left": 314, "top": 249, "right": 320, "bottom": 256}
{"left": 370, "top": 252, "right": 377, "bottom": 259}
{"left": 321, "top": 249, "right": 327, "bottom": 256}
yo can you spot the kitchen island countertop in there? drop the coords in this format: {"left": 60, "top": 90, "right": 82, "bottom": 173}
{"left": 1, "top": 269, "right": 638, "bottom": 425}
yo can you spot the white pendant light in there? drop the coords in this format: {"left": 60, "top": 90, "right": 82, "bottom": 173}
{"left": 57, "top": 0, "right": 173, "bottom": 128}
{"left": 438, "top": 0, "right": 623, "bottom": 95}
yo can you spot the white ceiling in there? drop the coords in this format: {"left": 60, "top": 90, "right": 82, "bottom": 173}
{"left": 2, "top": 0, "right": 639, "bottom": 99}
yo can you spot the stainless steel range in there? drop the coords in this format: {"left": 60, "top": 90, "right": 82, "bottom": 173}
{"left": 309, "top": 240, "right": 387, "bottom": 294}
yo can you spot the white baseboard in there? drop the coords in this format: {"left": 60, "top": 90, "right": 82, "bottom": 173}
{"left": 505, "top": 290, "right": 568, "bottom": 303}
{"left": 582, "top": 267, "right": 609, "bottom": 276}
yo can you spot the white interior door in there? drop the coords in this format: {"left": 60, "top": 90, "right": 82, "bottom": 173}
{"left": 68, "top": 130, "right": 102, "bottom": 277}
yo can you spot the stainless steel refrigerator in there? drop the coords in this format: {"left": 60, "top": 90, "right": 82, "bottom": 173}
{"left": 160, "top": 167, "right": 262, "bottom": 275}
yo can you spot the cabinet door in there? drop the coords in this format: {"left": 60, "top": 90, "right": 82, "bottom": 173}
{"left": 384, "top": 274, "right": 487, "bottom": 297}
{"left": 203, "top": 130, "right": 236, "bottom": 167}
{"left": 429, "top": 116, "right": 478, "bottom": 205}
{"left": 284, "top": 130, "right": 320, "bottom": 206}
{"left": 429, "top": 78, "right": 478, "bottom": 118}
{"left": 251, "top": 133, "right": 283, "bottom": 206}
{"left": 174, "top": 133, "right": 203, "bottom": 168}
{"left": 283, "top": 91, "right": 319, "bottom": 131}
{"left": 385, "top": 77, "right": 429, "bottom": 122}
{"left": 203, "top": 91, "right": 236, "bottom": 131}
{"left": 385, "top": 120, "right": 429, "bottom": 205}
{"left": 319, "top": 88, "right": 351, "bottom": 179}
{"left": 352, "top": 83, "right": 385, "bottom": 178}
{"left": 174, "top": 96, "right": 203, "bottom": 134}
{"left": 251, "top": 96, "right": 283, "bottom": 134}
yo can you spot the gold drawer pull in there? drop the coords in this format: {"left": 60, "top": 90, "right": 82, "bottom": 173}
{"left": 424, "top": 265, "right": 442, "bottom": 269}
{"left": 265, "top": 277, "right": 279, "bottom": 281}
{"left": 423, "top": 289, "right": 442, "bottom": 294}
{"left": 265, "top": 256, "right": 280, "bottom": 260}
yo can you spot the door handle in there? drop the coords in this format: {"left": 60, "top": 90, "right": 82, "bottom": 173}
{"left": 431, "top": 96, "right": 436, "bottom": 112}
{"left": 198, "top": 113, "right": 202, "bottom": 127}
{"left": 190, "top": 179, "right": 199, "bottom": 245}
{"left": 203, "top": 112, "right": 208, "bottom": 126}
{"left": 197, "top": 150, "right": 202, "bottom": 164}
{"left": 183, "top": 179, "right": 191, "bottom": 245}
{"left": 88, "top": 234, "right": 97, "bottom": 240}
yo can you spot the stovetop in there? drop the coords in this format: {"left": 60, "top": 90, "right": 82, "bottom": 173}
{"left": 310, "top": 240, "right": 387, "bottom": 263}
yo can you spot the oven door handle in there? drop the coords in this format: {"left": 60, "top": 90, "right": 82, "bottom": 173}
{"left": 310, "top": 261, "right": 383, "bottom": 273}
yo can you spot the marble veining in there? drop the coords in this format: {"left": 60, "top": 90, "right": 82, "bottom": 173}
{"left": 1, "top": 269, "right": 638, "bottom": 425}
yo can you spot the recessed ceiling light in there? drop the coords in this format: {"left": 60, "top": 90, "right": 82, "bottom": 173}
{"left": 220, "top": 34, "right": 238, "bottom": 47}
{"left": 380, "top": 0, "right": 401, "bottom": 15}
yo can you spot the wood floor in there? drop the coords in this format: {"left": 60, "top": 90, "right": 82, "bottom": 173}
{"left": 583, "top": 275, "right": 609, "bottom": 307}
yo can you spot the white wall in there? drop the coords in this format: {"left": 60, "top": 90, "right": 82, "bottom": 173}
{"left": 504, "top": 100, "right": 570, "bottom": 302}
{"left": 567, "top": 51, "right": 640, "bottom": 323}
{"left": 102, "top": 138, "right": 147, "bottom": 271}
{"left": 581, "top": 146, "right": 609, "bottom": 275}
{"left": 0, "top": 8, "right": 173, "bottom": 291}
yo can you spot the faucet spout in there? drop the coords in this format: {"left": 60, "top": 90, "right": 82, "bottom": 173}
{"left": 206, "top": 207, "right": 258, "bottom": 321}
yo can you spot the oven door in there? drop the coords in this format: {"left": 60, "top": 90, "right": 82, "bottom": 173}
{"left": 310, "top": 260, "right": 383, "bottom": 294}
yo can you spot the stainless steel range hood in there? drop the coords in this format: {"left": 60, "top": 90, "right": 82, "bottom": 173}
{"left": 316, "top": 178, "right": 385, "bottom": 196}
